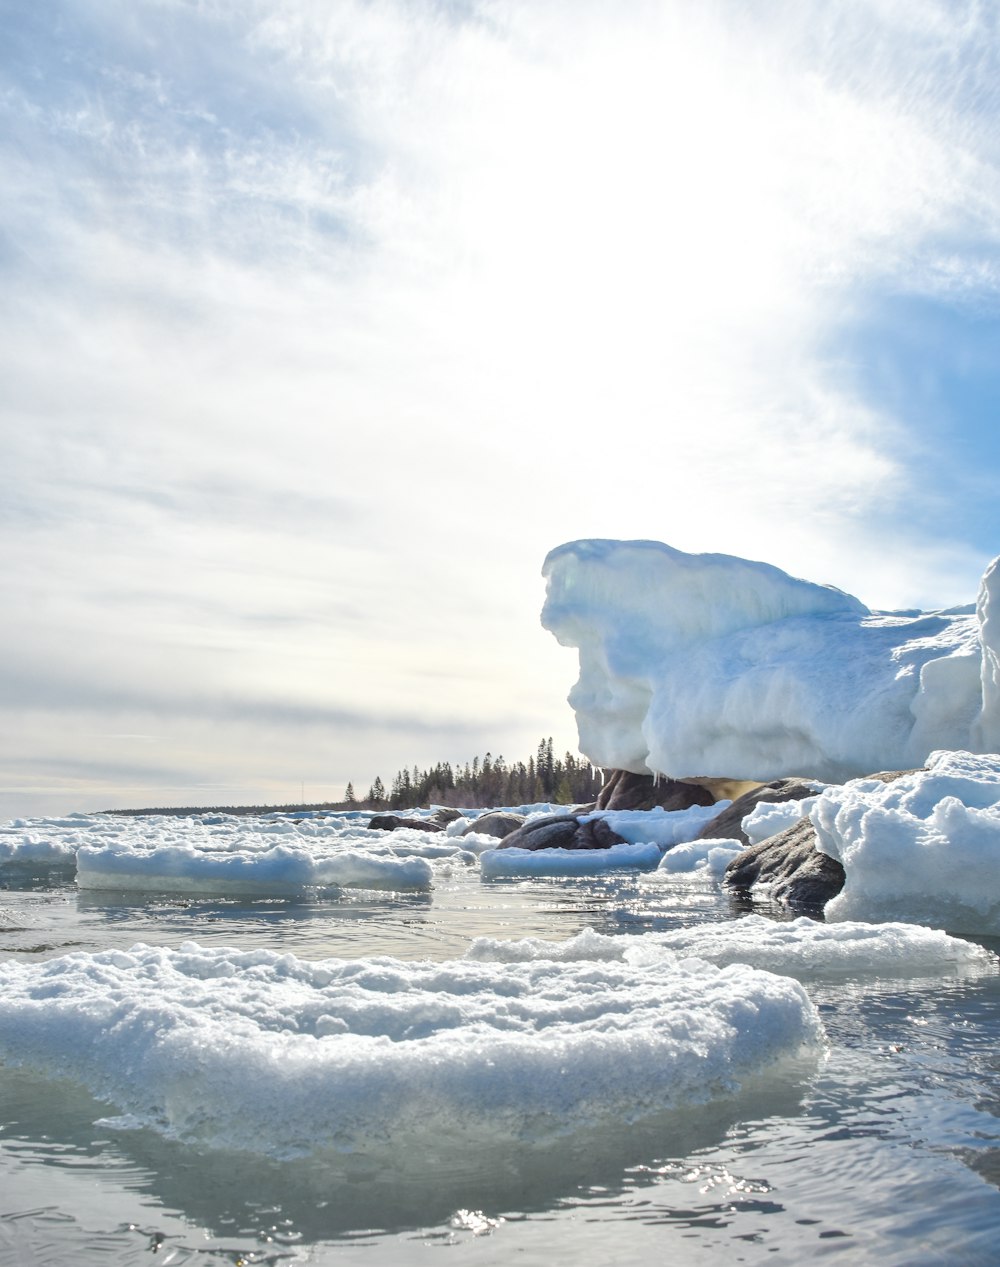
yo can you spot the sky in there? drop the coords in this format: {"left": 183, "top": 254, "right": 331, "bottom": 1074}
{"left": 3, "top": 0, "right": 1000, "bottom": 818}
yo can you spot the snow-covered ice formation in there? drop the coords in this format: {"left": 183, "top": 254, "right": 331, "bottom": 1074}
{"left": 0, "top": 940, "right": 821, "bottom": 1158}
{"left": 466, "top": 918, "right": 994, "bottom": 979}
{"left": 542, "top": 540, "right": 1000, "bottom": 782}
{"left": 813, "top": 749, "right": 1000, "bottom": 933}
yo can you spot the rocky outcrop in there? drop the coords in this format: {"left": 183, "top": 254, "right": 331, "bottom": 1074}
{"left": 367, "top": 808, "right": 460, "bottom": 833}
{"left": 697, "top": 778, "right": 818, "bottom": 847}
{"left": 724, "top": 818, "right": 845, "bottom": 911}
{"left": 462, "top": 811, "right": 526, "bottom": 840}
{"left": 495, "top": 814, "right": 628, "bottom": 851}
{"left": 596, "top": 770, "right": 714, "bottom": 812}
{"left": 368, "top": 813, "right": 442, "bottom": 833}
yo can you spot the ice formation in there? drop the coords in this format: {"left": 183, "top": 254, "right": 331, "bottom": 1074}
{"left": 542, "top": 540, "right": 1000, "bottom": 782}
{"left": 76, "top": 841, "right": 433, "bottom": 893}
{"left": 466, "top": 919, "right": 994, "bottom": 980}
{"left": 813, "top": 749, "right": 1000, "bottom": 933}
{"left": 480, "top": 841, "right": 663, "bottom": 878}
{"left": 0, "top": 940, "right": 821, "bottom": 1157}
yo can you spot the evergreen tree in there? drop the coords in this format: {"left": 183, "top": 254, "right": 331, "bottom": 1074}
{"left": 344, "top": 782, "right": 357, "bottom": 806}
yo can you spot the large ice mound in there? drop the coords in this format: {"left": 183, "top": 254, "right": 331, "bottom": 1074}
{"left": 542, "top": 540, "right": 1000, "bottom": 782}
{"left": 0, "top": 941, "right": 821, "bottom": 1158}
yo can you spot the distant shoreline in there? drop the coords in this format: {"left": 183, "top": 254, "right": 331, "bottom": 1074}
{"left": 102, "top": 802, "right": 357, "bottom": 818}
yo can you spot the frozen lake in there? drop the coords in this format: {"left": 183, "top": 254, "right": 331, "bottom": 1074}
{"left": 1, "top": 807, "right": 999, "bottom": 1266}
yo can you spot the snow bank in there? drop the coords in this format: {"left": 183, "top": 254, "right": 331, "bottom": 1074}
{"left": 466, "top": 919, "right": 993, "bottom": 980}
{"left": 813, "top": 750, "right": 1000, "bottom": 933}
{"left": 542, "top": 539, "right": 1000, "bottom": 782}
{"left": 0, "top": 941, "right": 821, "bottom": 1158}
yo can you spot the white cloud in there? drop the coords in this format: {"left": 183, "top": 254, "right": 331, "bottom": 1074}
{"left": 3, "top": 0, "right": 1000, "bottom": 812}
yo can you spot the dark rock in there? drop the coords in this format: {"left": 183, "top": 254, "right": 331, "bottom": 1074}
{"left": 494, "top": 814, "right": 628, "bottom": 852}
{"left": 430, "top": 807, "right": 464, "bottom": 828}
{"left": 596, "top": 770, "right": 714, "bottom": 812}
{"left": 724, "top": 818, "right": 845, "bottom": 912}
{"left": 573, "top": 816, "right": 629, "bottom": 850}
{"left": 367, "top": 814, "right": 443, "bottom": 833}
{"left": 496, "top": 815, "right": 581, "bottom": 851}
{"left": 697, "top": 778, "right": 818, "bottom": 847}
{"left": 462, "top": 811, "right": 526, "bottom": 840}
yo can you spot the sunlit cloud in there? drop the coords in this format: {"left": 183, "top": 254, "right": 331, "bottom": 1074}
{"left": 3, "top": 0, "right": 1000, "bottom": 813}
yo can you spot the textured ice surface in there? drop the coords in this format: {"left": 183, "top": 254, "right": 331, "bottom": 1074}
{"left": 542, "top": 539, "right": 1000, "bottom": 781}
{"left": 0, "top": 940, "right": 821, "bottom": 1158}
{"left": 466, "top": 918, "right": 994, "bottom": 980}
{"left": 814, "top": 750, "right": 1000, "bottom": 933}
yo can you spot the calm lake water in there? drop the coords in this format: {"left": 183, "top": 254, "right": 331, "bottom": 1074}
{"left": 2, "top": 811, "right": 1000, "bottom": 1267}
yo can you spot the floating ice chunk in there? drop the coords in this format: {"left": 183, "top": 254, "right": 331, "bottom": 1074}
{"left": 76, "top": 842, "right": 433, "bottom": 894}
{"left": 480, "top": 842, "right": 663, "bottom": 878}
{"left": 579, "top": 802, "right": 728, "bottom": 847}
{"left": 0, "top": 941, "right": 821, "bottom": 1158}
{"left": 742, "top": 797, "right": 821, "bottom": 845}
{"left": 467, "top": 918, "right": 994, "bottom": 979}
{"left": 655, "top": 838, "right": 745, "bottom": 877}
{"left": 813, "top": 750, "right": 1000, "bottom": 933}
{"left": 542, "top": 539, "right": 999, "bottom": 781}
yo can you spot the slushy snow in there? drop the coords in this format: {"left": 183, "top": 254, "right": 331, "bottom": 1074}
{"left": 0, "top": 940, "right": 822, "bottom": 1158}
{"left": 542, "top": 539, "right": 1000, "bottom": 782}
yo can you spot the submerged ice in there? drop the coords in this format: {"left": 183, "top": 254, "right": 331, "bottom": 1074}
{"left": 542, "top": 539, "right": 1000, "bottom": 782}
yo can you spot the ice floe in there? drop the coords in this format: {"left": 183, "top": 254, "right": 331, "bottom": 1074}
{"left": 466, "top": 918, "right": 994, "bottom": 980}
{"left": 0, "top": 940, "right": 822, "bottom": 1158}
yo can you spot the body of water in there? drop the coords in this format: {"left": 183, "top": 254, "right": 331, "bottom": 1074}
{"left": 1, "top": 809, "right": 999, "bottom": 1266}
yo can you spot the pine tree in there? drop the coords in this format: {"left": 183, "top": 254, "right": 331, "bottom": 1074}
{"left": 344, "top": 782, "right": 357, "bottom": 805}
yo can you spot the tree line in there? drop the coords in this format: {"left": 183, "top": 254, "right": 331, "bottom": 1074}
{"left": 345, "top": 737, "right": 603, "bottom": 810}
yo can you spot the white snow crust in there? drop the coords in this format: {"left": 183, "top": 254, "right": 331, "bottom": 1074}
{"left": 542, "top": 539, "right": 1000, "bottom": 781}
{"left": 813, "top": 750, "right": 1000, "bottom": 933}
{"left": 0, "top": 940, "right": 821, "bottom": 1158}
{"left": 466, "top": 919, "right": 994, "bottom": 980}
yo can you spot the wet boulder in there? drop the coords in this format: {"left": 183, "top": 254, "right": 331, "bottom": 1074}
{"left": 461, "top": 812, "right": 526, "bottom": 840}
{"left": 495, "top": 814, "right": 628, "bottom": 851}
{"left": 723, "top": 818, "right": 845, "bottom": 912}
{"left": 367, "top": 814, "right": 443, "bottom": 833}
